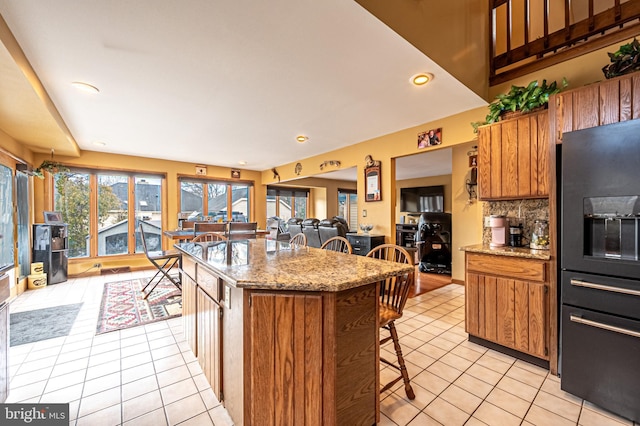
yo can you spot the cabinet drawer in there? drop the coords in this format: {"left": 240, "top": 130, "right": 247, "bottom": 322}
{"left": 467, "top": 253, "right": 546, "bottom": 282}
{"left": 182, "top": 257, "right": 197, "bottom": 282}
{"left": 198, "top": 268, "right": 220, "bottom": 300}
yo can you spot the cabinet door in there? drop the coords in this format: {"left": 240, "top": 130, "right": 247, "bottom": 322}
{"left": 477, "top": 126, "right": 492, "bottom": 199}
{"left": 197, "top": 287, "right": 222, "bottom": 399}
{"left": 477, "top": 112, "right": 549, "bottom": 200}
{"left": 466, "top": 271, "right": 548, "bottom": 360}
{"left": 182, "top": 274, "right": 197, "bottom": 356}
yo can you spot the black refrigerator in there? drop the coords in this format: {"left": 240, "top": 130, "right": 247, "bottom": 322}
{"left": 560, "top": 119, "right": 640, "bottom": 422}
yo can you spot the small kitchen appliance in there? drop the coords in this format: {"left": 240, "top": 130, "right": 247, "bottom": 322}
{"left": 509, "top": 223, "right": 524, "bottom": 247}
{"left": 489, "top": 215, "right": 508, "bottom": 247}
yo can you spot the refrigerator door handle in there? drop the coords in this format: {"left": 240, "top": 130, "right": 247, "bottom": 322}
{"left": 570, "top": 279, "right": 640, "bottom": 297}
{"left": 570, "top": 314, "right": 640, "bottom": 339}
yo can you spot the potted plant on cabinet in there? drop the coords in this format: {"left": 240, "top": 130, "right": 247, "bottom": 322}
{"left": 472, "top": 77, "right": 568, "bottom": 133}
{"left": 602, "top": 38, "right": 640, "bottom": 79}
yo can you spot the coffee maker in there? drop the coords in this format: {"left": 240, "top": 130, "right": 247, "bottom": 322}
{"left": 489, "top": 215, "right": 508, "bottom": 247}
{"left": 509, "top": 223, "right": 524, "bottom": 247}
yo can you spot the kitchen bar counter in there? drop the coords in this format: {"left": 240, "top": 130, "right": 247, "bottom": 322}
{"left": 176, "top": 239, "right": 412, "bottom": 291}
{"left": 461, "top": 243, "right": 550, "bottom": 260}
{"left": 176, "top": 239, "right": 413, "bottom": 425}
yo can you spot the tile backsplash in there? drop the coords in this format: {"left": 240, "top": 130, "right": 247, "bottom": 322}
{"left": 482, "top": 199, "right": 549, "bottom": 246}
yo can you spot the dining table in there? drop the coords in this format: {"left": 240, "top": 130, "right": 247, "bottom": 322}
{"left": 163, "top": 228, "right": 270, "bottom": 242}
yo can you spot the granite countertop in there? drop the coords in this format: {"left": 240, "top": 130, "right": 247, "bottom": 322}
{"left": 460, "top": 244, "right": 551, "bottom": 260}
{"left": 176, "top": 239, "right": 413, "bottom": 292}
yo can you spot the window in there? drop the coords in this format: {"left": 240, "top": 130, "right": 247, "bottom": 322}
{"left": 16, "top": 171, "right": 30, "bottom": 278}
{"left": 53, "top": 169, "right": 164, "bottom": 259}
{"left": 338, "top": 189, "right": 358, "bottom": 231}
{"left": 97, "top": 174, "right": 128, "bottom": 255}
{"left": 179, "top": 178, "right": 253, "bottom": 222}
{"left": 266, "top": 186, "right": 309, "bottom": 221}
{"left": 54, "top": 172, "right": 90, "bottom": 258}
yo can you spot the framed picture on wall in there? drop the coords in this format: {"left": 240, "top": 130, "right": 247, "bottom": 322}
{"left": 43, "top": 211, "right": 64, "bottom": 225}
{"left": 418, "top": 128, "right": 442, "bottom": 148}
{"left": 365, "top": 164, "right": 381, "bottom": 202}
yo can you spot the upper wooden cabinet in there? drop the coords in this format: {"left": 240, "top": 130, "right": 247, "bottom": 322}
{"left": 551, "top": 72, "right": 640, "bottom": 140}
{"left": 478, "top": 110, "right": 549, "bottom": 200}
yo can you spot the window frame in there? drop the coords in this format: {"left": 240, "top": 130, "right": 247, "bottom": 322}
{"left": 266, "top": 186, "right": 309, "bottom": 220}
{"left": 178, "top": 176, "right": 254, "bottom": 222}
{"left": 49, "top": 167, "right": 166, "bottom": 260}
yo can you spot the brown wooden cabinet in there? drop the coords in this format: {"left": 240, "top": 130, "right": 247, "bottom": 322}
{"left": 465, "top": 252, "right": 549, "bottom": 360}
{"left": 197, "top": 286, "right": 222, "bottom": 398}
{"left": 182, "top": 260, "right": 197, "bottom": 356}
{"left": 181, "top": 257, "right": 223, "bottom": 400}
{"left": 477, "top": 110, "right": 549, "bottom": 200}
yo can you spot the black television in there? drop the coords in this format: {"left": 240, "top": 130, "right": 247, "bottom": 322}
{"left": 400, "top": 185, "right": 444, "bottom": 213}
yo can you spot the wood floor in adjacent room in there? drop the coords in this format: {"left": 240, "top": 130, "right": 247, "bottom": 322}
{"left": 410, "top": 268, "right": 453, "bottom": 297}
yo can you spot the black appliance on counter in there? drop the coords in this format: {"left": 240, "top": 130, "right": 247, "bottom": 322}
{"left": 561, "top": 120, "right": 640, "bottom": 422}
{"left": 416, "top": 212, "right": 451, "bottom": 274}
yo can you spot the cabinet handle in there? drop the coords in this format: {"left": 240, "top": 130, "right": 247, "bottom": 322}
{"left": 570, "top": 314, "right": 640, "bottom": 339}
{"left": 570, "top": 279, "right": 640, "bottom": 297}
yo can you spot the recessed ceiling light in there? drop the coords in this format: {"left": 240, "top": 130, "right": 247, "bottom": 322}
{"left": 93, "top": 141, "right": 106, "bottom": 147}
{"left": 411, "top": 73, "right": 433, "bottom": 86}
{"left": 296, "top": 135, "right": 309, "bottom": 143}
{"left": 238, "top": 161, "right": 247, "bottom": 166}
{"left": 71, "top": 81, "right": 100, "bottom": 94}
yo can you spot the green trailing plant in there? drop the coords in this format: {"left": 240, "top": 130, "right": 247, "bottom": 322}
{"left": 33, "top": 160, "right": 69, "bottom": 179}
{"left": 602, "top": 38, "right": 640, "bottom": 79}
{"left": 471, "top": 78, "right": 568, "bottom": 133}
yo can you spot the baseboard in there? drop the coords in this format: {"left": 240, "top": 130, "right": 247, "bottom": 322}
{"left": 451, "top": 278, "right": 465, "bottom": 285}
{"left": 101, "top": 266, "right": 132, "bottom": 275}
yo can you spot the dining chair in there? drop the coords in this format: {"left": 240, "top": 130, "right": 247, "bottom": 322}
{"left": 289, "top": 233, "right": 307, "bottom": 247}
{"left": 192, "top": 232, "right": 227, "bottom": 242}
{"left": 366, "top": 244, "right": 416, "bottom": 400}
{"left": 139, "top": 223, "right": 182, "bottom": 299}
{"left": 320, "top": 236, "right": 353, "bottom": 254}
{"left": 194, "top": 222, "right": 227, "bottom": 233}
{"left": 228, "top": 221, "right": 257, "bottom": 240}
{"left": 180, "top": 220, "right": 197, "bottom": 230}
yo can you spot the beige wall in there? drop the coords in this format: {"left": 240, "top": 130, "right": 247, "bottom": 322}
{"left": 451, "top": 142, "right": 483, "bottom": 282}
{"left": 263, "top": 108, "right": 486, "bottom": 241}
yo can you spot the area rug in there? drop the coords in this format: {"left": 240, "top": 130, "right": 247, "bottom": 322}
{"left": 10, "top": 303, "right": 83, "bottom": 347}
{"left": 96, "top": 278, "right": 181, "bottom": 334}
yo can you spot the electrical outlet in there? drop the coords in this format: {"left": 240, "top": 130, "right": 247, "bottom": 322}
{"left": 362, "top": 209, "right": 367, "bottom": 217}
{"left": 484, "top": 216, "right": 491, "bottom": 227}
{"left": 93, "top": 263, "right": 101, "bottom": 268}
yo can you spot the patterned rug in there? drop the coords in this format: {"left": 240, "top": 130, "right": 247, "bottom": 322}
{"left": 96, "top": 278, "right": 181, "bottom": 334}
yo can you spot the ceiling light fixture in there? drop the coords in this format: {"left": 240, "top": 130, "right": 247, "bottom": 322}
{"left": 238, "top": 161, "right": 247, "bottom": 166}
{"left": 71, "top": 81, "right": 100, "bottom": 94}
{"left": 411, "top": 73, "right": 433, "bottom": 86}
{"left": 296, "top": 135, "right": 309, "bottom": 143}
{"left": 93, "top": 141, "right": 106, "bottom": 147}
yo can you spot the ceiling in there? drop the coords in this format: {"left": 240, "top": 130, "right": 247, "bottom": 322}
{"left": 0, "top": 0, "right": 485, "bottom": 171}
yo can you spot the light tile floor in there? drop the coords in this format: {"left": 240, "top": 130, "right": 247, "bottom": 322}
{"left": 7, "top": 272, "right": 639, "bottom": 425}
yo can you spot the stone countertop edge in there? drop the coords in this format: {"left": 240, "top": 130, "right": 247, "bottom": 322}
{"left": 176, "top": 242, "right": 414, "bottom": 292}
{"left": 460, "top": 244, "right": 551, "bottom": 260}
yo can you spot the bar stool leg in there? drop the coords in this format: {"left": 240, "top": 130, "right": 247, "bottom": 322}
{"left": 388, "top": 321, "right": 415, "bottom": 400}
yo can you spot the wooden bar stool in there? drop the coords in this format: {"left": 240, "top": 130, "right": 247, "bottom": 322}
{"left": 367, "top": 244, "right": 416, "bottom": 399}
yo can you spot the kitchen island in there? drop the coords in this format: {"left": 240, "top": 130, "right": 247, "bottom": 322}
{"left": 176, "top": 239, "right": 413, "bottom": 426}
